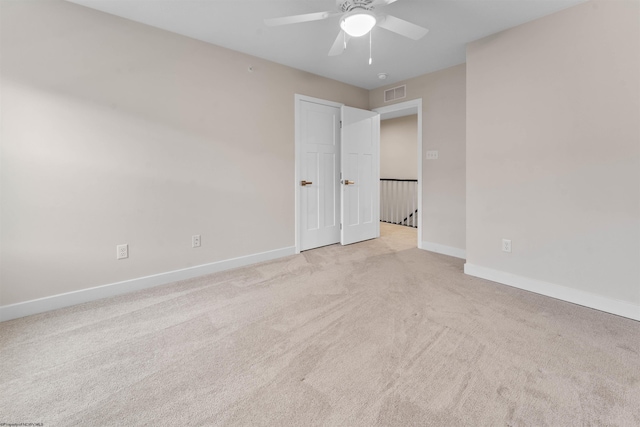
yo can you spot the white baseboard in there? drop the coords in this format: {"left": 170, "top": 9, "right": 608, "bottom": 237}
{"left": 464, "top": 263, "right": 640, "bottom": 322}
{"left": 0, "top": 246, "right": 296, "bottom": 322}
{"left": 420, "top": 241, "right": 466, "bottom": 259}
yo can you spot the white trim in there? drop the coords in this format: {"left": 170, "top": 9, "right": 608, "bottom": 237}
{"left": 373, "top": 99, "right": 423, "bottom": 248}
{"left": 420, "top": 241, "right": 466, "bottom": 259}
{"left": 294, "top": 94, "right": 344, "bottom": 254}
{"left": 464, "top": 263, "right": 640, "bottom": 322}
{"left": 0, "top": 246, "right": 296, "bottom": 322}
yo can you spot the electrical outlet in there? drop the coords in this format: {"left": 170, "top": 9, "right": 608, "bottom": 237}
{"left": 117, "top": 244, "right": 128, "bottom": 260}
{"left": 502, "top": 239, "right": 512, "bottom": 253}
{"left": 192, "top": 235, "right": 201, "bottom": 248}
{"left": 426, "top": 150, "right": 439, "bottom": 160}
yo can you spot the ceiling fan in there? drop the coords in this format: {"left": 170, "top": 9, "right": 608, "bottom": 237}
{"left": 264, "top": 0, "right": 429, "bottom": 57}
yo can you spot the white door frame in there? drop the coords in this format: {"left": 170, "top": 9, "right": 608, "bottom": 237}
{"left": 294, "top": 94, "right": 344, "bottom": 254}
{"left": 372, "top": 99, "right": 423, "bottom": 248}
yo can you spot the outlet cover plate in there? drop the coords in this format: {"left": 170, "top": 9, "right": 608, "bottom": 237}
{"left": 117, "top": 244, "right": 129, "bottom": 260}
{"left": 192, "top": 235, "right": 201, "bottom": 248}
{"left": 426, "top": 150, "right": 439, "bottom": 160}
{"left": 502, "top": 239, "right": 512, "bottom": 253}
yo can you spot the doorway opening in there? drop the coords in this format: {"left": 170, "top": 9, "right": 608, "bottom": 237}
{"left": 373, "top": 99, "right": 423, "bottom": 248}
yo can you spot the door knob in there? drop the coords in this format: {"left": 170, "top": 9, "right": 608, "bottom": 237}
{"left": 343, "top": 180, "right": 355, "bottom": 185}
{"left": 301, "top": 180, "right": 313, "bottom": 186}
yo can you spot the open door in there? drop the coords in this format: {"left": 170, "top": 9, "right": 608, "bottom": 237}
{"left": 340, "top": 106, "right": 380, "bottom": 245}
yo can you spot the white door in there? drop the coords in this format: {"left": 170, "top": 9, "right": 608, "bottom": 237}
{"left": 341, "top": 106, "right": 380, "bottom": 245}
{"left": 298, "top": 99, "right": 341, "bottom": 251}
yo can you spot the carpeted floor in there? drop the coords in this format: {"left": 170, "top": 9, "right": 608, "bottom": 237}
{"left": 1, "top": 223, "right": 639, "bottom": 426}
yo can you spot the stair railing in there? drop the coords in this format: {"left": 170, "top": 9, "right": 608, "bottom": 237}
{"left": 380, "top": 178, "right": 418, "bottom": 228}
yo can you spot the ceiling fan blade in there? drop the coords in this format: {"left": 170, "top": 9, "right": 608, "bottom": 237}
{"left": 264, "top": 11, "right": 336, "bottom": 27}
{"left": 373, "top": 0, "right": 400, "bottom": 5}
{"left": 377, "top": 14, "right": 428, "bottom": 40}
{"left": 328, "top": 30, "right": 350, "bottom": 56}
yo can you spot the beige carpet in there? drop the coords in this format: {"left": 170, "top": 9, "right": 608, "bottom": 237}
{"left": 1, "top": 223, "right": 639, "bottom": 426}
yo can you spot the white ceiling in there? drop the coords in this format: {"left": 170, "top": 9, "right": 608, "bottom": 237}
{"left": 67, "top": 0, "right": 586, "bottom": 90}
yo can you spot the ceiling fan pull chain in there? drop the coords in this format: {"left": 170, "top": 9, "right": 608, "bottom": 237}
{"left": 369, "top": 30, "right": 373, "bottom": 65}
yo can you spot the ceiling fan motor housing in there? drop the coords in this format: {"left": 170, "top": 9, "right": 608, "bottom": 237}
{"left": 338, "top": 0, "right": 376, "bottom": 13}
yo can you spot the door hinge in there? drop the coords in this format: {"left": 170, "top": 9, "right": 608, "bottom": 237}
{"left": 340, "top": 120, "right": 342, "bottom": 129}
{"left": 340, "top": 223, "right": 342, "bottom": 230}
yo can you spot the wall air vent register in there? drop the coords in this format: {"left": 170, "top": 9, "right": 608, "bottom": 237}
{"left": 384, "top": 85, "right": 406, "bottom": 102}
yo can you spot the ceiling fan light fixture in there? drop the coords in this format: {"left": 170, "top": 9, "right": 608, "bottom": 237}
{"left": 340, "top": 11, "right": 377, "bottom": 37}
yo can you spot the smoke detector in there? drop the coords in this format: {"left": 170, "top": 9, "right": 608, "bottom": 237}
{"left": 378, "top": 73, "right": 388, "bottom": 80}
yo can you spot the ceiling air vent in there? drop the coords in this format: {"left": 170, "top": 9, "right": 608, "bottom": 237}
{"left": 384, "top": 85, "right": 406, "bottom": 103}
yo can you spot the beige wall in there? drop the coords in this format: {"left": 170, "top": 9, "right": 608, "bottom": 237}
{"left": 380, "top": 115, "right": 418, "bottom": 180}
{"left": 466, "top": 1, "right": 640, "bottom": 305}
{"left": 0, "top": 0, "right": 368, "bottom": 306}
{"left": 7, "top": 0, "right": 634, "bottom": 317}
{"left": 370, "top": 65, "right": 466, "bottom": 253}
